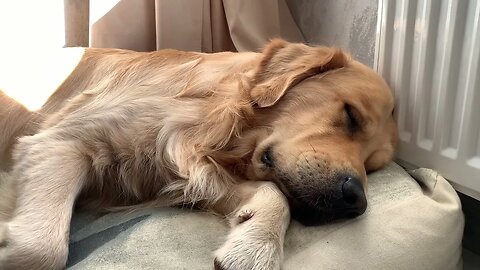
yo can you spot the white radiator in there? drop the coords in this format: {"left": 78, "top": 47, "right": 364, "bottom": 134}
{"left": 375, "top": 0, "right": 480, "bottom": 199}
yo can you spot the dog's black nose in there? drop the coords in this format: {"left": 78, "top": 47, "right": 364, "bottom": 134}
{"left": 340, "top": 176, "right": 367, "bottom": 216}
{"left": 288, "top": 175, "right": 368, "bottom": 226}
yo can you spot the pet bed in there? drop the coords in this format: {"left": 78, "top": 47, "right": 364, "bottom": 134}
{"left": 67, "top": 163, "right": 464, "bottom": 270}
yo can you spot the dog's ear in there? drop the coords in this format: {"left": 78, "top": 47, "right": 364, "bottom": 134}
{"left": 250, "top": 39, "right": 349, "bottom": 108}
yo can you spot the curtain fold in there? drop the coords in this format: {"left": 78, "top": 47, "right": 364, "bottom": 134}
{"left": 87, "top": 0, "right": 304, "bottom": 52}
{"left": 90, "top": 0, "right": 157, "bottom": 51}
{"left": 222, "top": 0, "right": 304, "bottom": 51}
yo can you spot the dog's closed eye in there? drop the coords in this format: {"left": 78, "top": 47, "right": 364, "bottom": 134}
{"left": 345, "top": 104, "right": 360, "bottom": 134}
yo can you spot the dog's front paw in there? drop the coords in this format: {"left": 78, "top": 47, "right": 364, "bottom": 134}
{"left": 214, "top": 221, "right": 282, "bottom": 270}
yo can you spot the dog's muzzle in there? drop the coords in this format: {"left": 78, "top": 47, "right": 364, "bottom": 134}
{"left": 260, "top": 148, "right": 368, "bottom": 226}
{"left": 288, "top": 175, "right": 367, "bottom": 226}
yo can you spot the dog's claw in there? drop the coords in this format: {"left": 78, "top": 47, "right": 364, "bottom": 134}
{"left": 0, "top": 223, "right": 7, "bottom": 248}
{"left": 213, "top": 258, "right": 225, "bottom": 270}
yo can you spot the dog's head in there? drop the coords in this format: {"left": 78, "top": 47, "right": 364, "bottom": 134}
{"left": 247, "top": 40, "right": 398, "bottom": 225}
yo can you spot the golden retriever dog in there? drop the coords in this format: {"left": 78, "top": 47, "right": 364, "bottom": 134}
{"left": 0, "top": 39, "right": 398, "bottom": 270}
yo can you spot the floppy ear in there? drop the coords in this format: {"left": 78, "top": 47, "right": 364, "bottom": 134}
{"left": 250, "top": 39, "right": 349, "bottom": 108}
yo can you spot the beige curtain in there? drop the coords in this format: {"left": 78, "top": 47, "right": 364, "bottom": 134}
{"left": 80, "top": 0, "right": 304, "bottom": 52}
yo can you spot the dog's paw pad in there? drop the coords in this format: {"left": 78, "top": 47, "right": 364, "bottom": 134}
{"left": 236, "top": 209, "right": 254, "bottom": 224}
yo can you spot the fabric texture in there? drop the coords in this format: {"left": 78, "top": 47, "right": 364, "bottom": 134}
{"left": 67, "top": 163, "right": 464, "bottom": 270}
{"left": 0, "top": 1, "right": 303, "bottom": 52}
{"left": 88, "top": 0, "right": 304, "bottom": 52}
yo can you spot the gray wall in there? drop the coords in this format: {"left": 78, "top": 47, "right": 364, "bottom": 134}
{"left": 286, "top": 0, "right": 378, "bottom": 67}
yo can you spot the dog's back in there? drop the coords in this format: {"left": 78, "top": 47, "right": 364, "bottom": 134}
{"left": 0, "top": 91, "right": 39, "bottom": 171}
{"left": 0, "top": 48, "right": 139, "bottom": 170}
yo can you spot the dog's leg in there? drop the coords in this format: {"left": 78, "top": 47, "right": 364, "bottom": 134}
{"left": 0, "top": 172, "right": 16, "bottom": 222}
{"left": 0, "top": 136, "right": 89, "bottom": 270}
{"left": 0, "top": 171, "right": 15, "bottom": 267}
{"left": 0, "top": 171, "right": 16, "bottom": 251}
{"left": 213, "top": 181, "right": 290, "bottom": 270}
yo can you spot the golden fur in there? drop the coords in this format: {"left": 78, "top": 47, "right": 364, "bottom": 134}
{"left": 0, "top": 39, "right": 397, "bottom": 269}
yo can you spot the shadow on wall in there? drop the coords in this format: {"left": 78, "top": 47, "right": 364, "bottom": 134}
{"left": 286, "top": 0, "right": 378, "bottom": 67}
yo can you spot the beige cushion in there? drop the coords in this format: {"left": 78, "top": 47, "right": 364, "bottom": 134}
{"left": 67, "top": 163, "right": 464, "bottom": 270}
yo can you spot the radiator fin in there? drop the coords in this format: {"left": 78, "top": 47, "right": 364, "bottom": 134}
{"left": 375, "top": 0, "right": 480, "bottom": 198}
